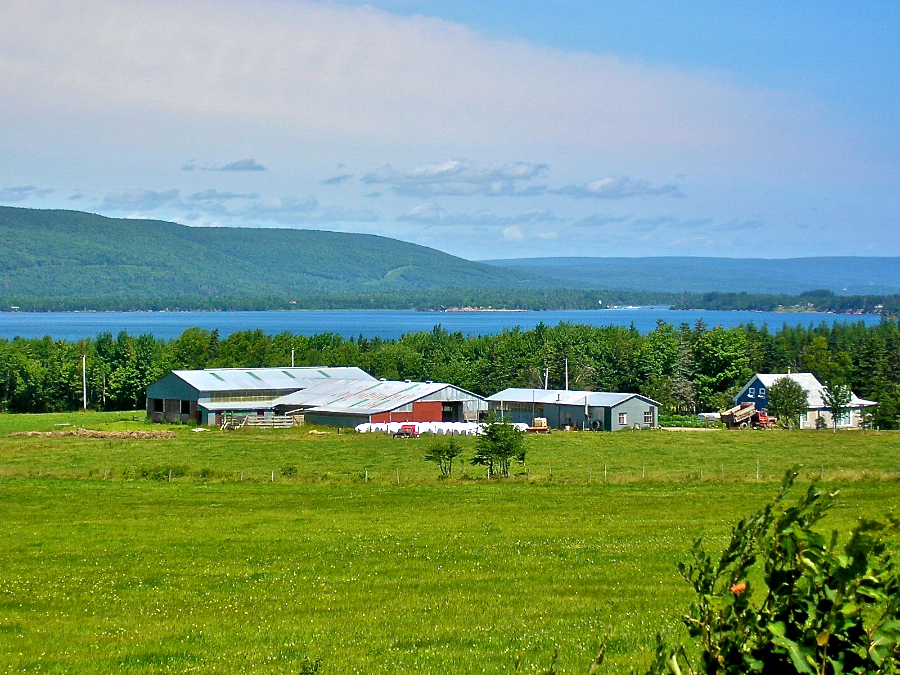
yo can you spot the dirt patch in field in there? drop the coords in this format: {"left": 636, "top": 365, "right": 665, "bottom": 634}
{"left": 8, "top": 429, "right": 177, "bottom": 439}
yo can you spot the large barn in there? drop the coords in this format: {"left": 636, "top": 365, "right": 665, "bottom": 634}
{"left": 486, "top": 388, "right": 659, "bottom": 431}
{"left": 145, "top": 367, "right": 486, "bottom": 427}
{"left": 275, "top": 378, "right": 487, "bottom": 427}
{"left": 146, "top": 367, "right": 376, "bottom": 425}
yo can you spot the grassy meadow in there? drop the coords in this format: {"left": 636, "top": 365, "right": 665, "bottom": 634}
{"left": 1, "top": 412, "right": 899, "bottom": 673}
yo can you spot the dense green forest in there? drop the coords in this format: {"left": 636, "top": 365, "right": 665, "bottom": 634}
{"left": 3, "top": 320, "right": 899, "bottom": 428}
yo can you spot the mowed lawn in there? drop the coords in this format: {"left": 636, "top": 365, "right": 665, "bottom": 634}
{"left": 1, "top": 413, "right": 899, "bottom": 674}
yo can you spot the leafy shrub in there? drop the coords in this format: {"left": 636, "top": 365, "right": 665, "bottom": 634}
{"left": 137, "top": 465, "right": 188, "bottom": 481}
{"left": 644, "top": 470, "right": 900, "bottom": 674}
{"left": 471, "top": 413, "right": 526, "bottom": 478}
{"left": 280, "top": 465, "right": 298, "bottom": 478}
{"left": 659, "top": 415, "right": 718, "bottom": 429}
{"left": 424, "top": 438, "right": 462, "bottom": 477}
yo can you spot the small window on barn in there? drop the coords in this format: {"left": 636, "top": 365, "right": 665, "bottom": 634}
{"left": 618, "top": 412, "right": 627, "bottom": 425}
{"left": 748, "top": 387, "right": 755, "bottom": 398}
{"left": 644, "top": 410, "right": 653, "bottom": 424}
{"left": 180, "top": 400, "right": 191, "bottom": 415}
{"left": 759, "top": 387, "right": 766, "bottom": 397}
{"left": 153, "top": 398, "right": 163, "bottom": 413}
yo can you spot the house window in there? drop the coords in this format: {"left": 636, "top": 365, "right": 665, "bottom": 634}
{"left": 643, "top": 410, "right": 654, "bottom": 424}
{"left": 759, "top": 387, "right": 766, "bottom": 398}
{"left": 153, "top": 398, "right": 163, "bottom": 413}
{"left": 180, "top": 400, "right": 191, "bottom": 415}
{"left": 618, "top": 412, "right": 627, "bottom": 425}
{"left": 748, "top": 387, "right": 755, "bottom": 398}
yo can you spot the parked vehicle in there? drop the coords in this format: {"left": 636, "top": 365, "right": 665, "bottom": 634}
{"left": 393, "top": 424, "right": 419, "bottom": 438}
{"left": 720, "top": 402, "right": 777, "bottom": 429}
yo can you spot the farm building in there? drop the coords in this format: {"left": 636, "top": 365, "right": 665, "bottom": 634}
{"left": 486, "top": 388, "right": 659, "bottom": 431}
{"left": 274, "top": 379, "right": 487, "bottom": 428}
{"left": 146, "top": 367, "right": 487, "bottom": 428}
{"left": 734, "top": 373, "right": 876, "bottom": 429}
{"left": 146, "top": 367, "right": 376, "bottom": 425}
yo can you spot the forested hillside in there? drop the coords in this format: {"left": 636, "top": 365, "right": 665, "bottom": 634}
{"left": 484, "top": 256, "right": 900, "bottom": 295}
{"left": 3, "top": 320, "right": 899, "bottom": 428}
{"left": 0, "top": 207, "right": 550, "bottom": 300}
{"left": 3, "top": 208, "right": 898, "bottom": 312}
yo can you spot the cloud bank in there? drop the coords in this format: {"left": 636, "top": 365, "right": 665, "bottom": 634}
{"left": 0, "top": 0, "right": 846, "bottom": 180}
{"left": 555, "top": 177, "right": 683, "bottom": 199}
{"left": 363, "top": 160, "right": 547, "bottom": 197}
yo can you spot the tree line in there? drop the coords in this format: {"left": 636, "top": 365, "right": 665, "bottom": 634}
{"left": 2, "top": 319, "right": 899, "bottom": 428}
{"left": 670, "top": 289, "right": 900, "bottom": 315}
{"left": 3, "top": 289, "right": 898, "bottom": 314}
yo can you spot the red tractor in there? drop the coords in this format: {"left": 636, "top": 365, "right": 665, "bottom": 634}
{"left": 393, "top": 424, "right": 419, "bottom": 439}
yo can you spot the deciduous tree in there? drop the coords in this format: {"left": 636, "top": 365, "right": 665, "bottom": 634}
{"left": 766, "top": 376, "right": 808, "bottom": 429}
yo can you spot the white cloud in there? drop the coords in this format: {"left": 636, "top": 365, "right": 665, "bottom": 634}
{"left": 363, "top": 160, "right": 547, "bottom": 197}
{"left": 629, "top": 215, "right": 712, "bottom": 233}
{"left": 397, "top": 203, "right": 556, "bottom": 227}
{"left": 0, "top": 0, "right": 844, "bottom": 179}
{"left": 102, "top": 189, "right": 180, "bottom": 211}
{"left": 502, "top": 226, "right": 525, "bottom": 241}
{"left": 0, "top": 185, "right": 54, "bottom": 202}
{"left": 320, "top": 173, "right": 355, "bottom": 185}
{"left": 101, "top": 188, "right": 375, "bottom": 225}
{"left": 572, "top": 214, "right": 630, "bottom": 228}
{"left": 555, "top": 177, "right": 682, "bottom": 199}
{"left": 187, "top": 189, "right": 260, "bottom": 201}
{"left": 219, "top": 159, "right": 266, "bottom": 172}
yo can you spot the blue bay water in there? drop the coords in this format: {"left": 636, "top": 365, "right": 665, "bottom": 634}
{"left": 0, "top": 309, "right": 884, "bottom": 342}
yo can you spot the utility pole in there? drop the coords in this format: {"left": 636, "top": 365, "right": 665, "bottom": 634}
{"left": 565, "top": 358, "right": 569, "bottom": 391}
{"left": 291, "top": 348, "right": 295, "bottom": 367}
{"left": 82, "top": 354, "right": 87, "bottom": 410}
{"left": 544, "top": 367, "right": 549, "bottom": 389}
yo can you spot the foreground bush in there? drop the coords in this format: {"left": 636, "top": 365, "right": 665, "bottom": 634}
{"left": 641, "top": 470, "right": 900, "bottom": 674}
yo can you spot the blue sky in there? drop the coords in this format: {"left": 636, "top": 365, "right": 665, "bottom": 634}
{"left": 1, "top": 0, "right": 898, "bottom": 260}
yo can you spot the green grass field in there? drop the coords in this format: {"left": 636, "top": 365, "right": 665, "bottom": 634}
{"left": 1, "top": 413, "right": 898, "bottom": 673}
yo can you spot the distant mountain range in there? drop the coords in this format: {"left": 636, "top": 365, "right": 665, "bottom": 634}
{"left": 1, "top": 207, "right": 898, "bottom": 309}
{"left": 483, "top": 256, "right": 900, "bottom": 296}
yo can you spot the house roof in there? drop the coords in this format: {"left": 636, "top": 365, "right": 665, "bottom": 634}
{"left": 740, "top": 373, "right": 876, "bottom": 408}
{"left": 486, "top": 388, "right": 658, "bottom": 408}
{"left": 172, "top": 366, "right": 375, "bottom": 393}
{"left": 275, "top": 379, "right": 482, "bottom": 416}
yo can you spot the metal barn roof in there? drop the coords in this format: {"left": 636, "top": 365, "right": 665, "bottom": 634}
{"left": 487, "top": 388, "right": 657, "bottom": 408}
{"left": 172, "top": 367, "right": 375, "bottom": 392}
{"left": 275, "top": 379, "right": 480, "bottom": 415}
